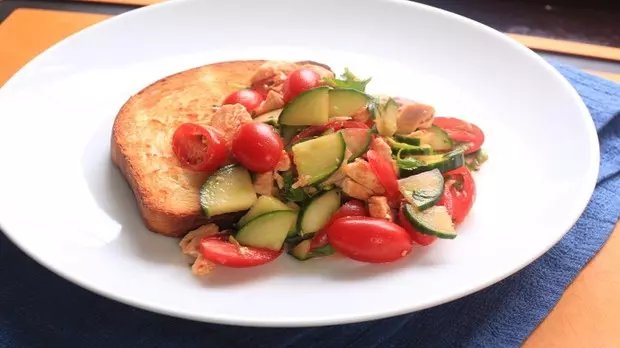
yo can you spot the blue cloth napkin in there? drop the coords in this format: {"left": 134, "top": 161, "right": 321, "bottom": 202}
{"left": 1, "top": 61, "right": 619, "bottom": 348}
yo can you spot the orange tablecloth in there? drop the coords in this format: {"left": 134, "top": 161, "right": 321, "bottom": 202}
{"left": 1, "top": 8, "right": 620, "bottom": 347}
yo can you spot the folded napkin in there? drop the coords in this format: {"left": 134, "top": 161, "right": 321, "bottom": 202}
{"left": 1, "top": 61, "right": 619, "bottom": 348}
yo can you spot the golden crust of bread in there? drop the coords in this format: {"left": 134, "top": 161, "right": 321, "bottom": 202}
{"left": 112, "top": 60, "right": 266, "bottom": 237}
{"left": 112, "top": 60, "right": 332, "bottom": 237}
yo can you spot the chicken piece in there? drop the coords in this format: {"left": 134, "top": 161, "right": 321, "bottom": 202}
{"left": 299, "top": 63, "right": 336, "bottom": 80}
{"left": 191, "top": 255, "right": 215, "bottom": 276}
{"left": 368, "top": 196, "right": 395, "bottom": 221}
{"left": 274, "top": 150, "right": 291, "bottom": 172}
{"left": 370, "top": 136, "right": 399, "bottom": 174}
{"left": 340, "top": 177, "right": 374, "bottom": 200}
{"left": 273, "top": 171, "right": 285, "bottom": 189}
{"left": 350, "top": 107, "right": 371, "bottom": 123}
{"left": 253, "top": 171, "right": 274, "bottom": 196}
{"left": 250, "top": 60, "right": 300, "bottom": 85}
{"left": 344, "top": 159, "right": 385, "bottom": 195}
{"left": 209, "top": 104, "right": 253, "bottom": 151}
{"left": 253, "top": 90, "right": 285, "bottom": 116}
{"left": 179, "top": 224, "right": 220, "bottom": 258}
{"left": 395, "top": 103, "right": 435, "bottom": 134}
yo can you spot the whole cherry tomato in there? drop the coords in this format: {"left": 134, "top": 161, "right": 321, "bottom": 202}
{"left": 326, "top": 216, "right": 413, "bottom": 263}
{"left": 289, "top": 120, "right": 369, "bottom": 145}
{"left": 171, "top": 123, "right": 227, "bottom": 172}
{"left": 200, "top": 236, "right": 282, "bottom": 268}
{"left": 367, "top": 150, "right": 401, "bottom": 201}
{"left": 232, "top": 123, "right": 284, "bottom": 173}
{"left": 310, "top": 200, "right": 368, "bottom": 249}
{"left": 433, "top": 117, "right": 485, "bottom": 154}
{"left": 397, "top": 205, "right": 437, "bottom": 246}
{"left": 442, "top": 166, "right": 476, "bottom": 224}
{"left": 222, "top": 89, "right": 264, "bottom": 112}
{"left": 282, "top": 68, "right": 321, "bottom": 103}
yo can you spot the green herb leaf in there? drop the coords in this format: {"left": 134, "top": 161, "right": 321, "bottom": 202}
{"left": 323, "top": 67, "right": 372, "bottom": 92}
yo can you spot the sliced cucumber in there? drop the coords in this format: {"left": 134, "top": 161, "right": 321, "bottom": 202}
{"left": 235, "top": 211, "right": 297, "bottom": 250}
{"left": 328, "top": 88, "right": 369, "bottom": 118}
{"left": 419, "top": 125, "right": 453, "bottom": 151}
{"left": 398, "top": 169, "right": 444, "bottom": 210}
{"left": 279, "top": 86, "right": 329, "bottom": 126}
{"left": 393, "top": 134, "right": 421, "bottom": 146}
{"left": 280, "top": 125, "right": 306, "bottom": 146}
{"left": 238, "top": 195, "right": 293, "bottom": 227}
{"left": 399, "top": 149, "right": 465, "bottom": 177}
{"left": 254, "top": 108, "right": 282, "bottom": 127}
{"left": 389, "top": 138, "right": 433, "bottom": 156}
{"left": 200, "top": 165, "right": 257, "bottom": 217}
{"left": 340, "top": 128, "right": 372, "bottom": 162}
{"left": 288, "top": 239, "right": 335, "bottom": 261}
{"left": 403, "top": 204, "right": 456, "bottom": 239}
{"left": 292, "top": 132, "right": 346, "bottom": 186}
{"left": 369, "top": 97, "right": 398, "bottom": 136}
{"left": 298, "top": 189, "right": 341, "bottom": 236}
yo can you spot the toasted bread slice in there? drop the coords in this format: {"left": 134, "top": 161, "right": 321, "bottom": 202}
{"left": 111, "top": 60, "right": 332, "bottom": 237}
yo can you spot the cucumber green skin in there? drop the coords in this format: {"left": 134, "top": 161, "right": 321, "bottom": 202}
{"left": 421, "top": 125, "right": 454, "bottom": 151}
{"left": 392, "top": 146, "right": 433, "bottom": 156}
{"left": 288, "top": 240, "right": 335, "bottom": 261}
{"left": 403, "top": 204, "right": 456, "bottom": 239}
{"left": 393, "top": 134, "right": 421, "bottom": 146}
{"left": 235, "top": 210, "right": 296, "bottom": 250}
{"left": 280, "top": 126, "right": 305, "bottom": 146}
{"left": 345, "top": 129, "right": 373, "bottom": 163}
{"left": 401, "top": 169, "right": 445, "bottom": 211}
{"left": 295, "top": 132, "right": 346, "bottom": 186}
{"left": 278, "top": 86, "right": 329, "bottom": 126}
{"left": 200, "top": 164, "right": 254, "bottom": 217}
{"left": 398, "top": 150, "right": 465, "bottom": 177}
{"left": 297, "top": 189, "right": 342, "bottom": 235}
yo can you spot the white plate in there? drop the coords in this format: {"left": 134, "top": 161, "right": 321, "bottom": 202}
{"left": 0, "top": 0, "right": 599, "bottom": 327}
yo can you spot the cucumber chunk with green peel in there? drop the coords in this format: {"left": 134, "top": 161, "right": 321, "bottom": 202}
{"left": 418, "top": 125, "right": 453, "bottom": 151}
{"left": 369, "top": 97, "right": 399, "bottom": 136}
{"left": 398, "top": 169, "right": 444, "bottom": 210}
{"left": 292, "top": 132, "right": 346, "bottom": 186}
{"left": 389, "top": 138, "right": 433, "bottom": 156}
{"left": 398, "top": 149, "right": 465, "bottom": 177}
{"left": 238, "top": 195, "right": 294, "bottom": 227}
{"left": 340, "top": 128, "right": 372, "bottom": 162}
{"left": 280, "top": 125, "right": 306, "bottom": 146}
{"left": 279, "top": 87, "right": 329, "bottom": 126}
{"left": 403, "top": 204, "right": 456, "bottom": 239}
{"left": 200, "top": 165, "right": 257, "bottom": 217}
{"left": 235, "top": 211, "right": 297, "bottom": 250}
{"left": 299, "top": 189, "right": 341, "bottom": 236}
{"left": 328, "top": 88, "right": 369, "bottom": 117}
{"left": 288, "top": 239, "right": 335, "bottom": 261}
{"left": 393, "top": 134, "right": 421, "bottom": 146}
{"left": 253, "top": 108, "right": 282, "bottom": 127}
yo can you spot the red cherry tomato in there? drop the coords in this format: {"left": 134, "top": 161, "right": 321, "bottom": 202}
{"left": 289, "top": 120, "right": 369, "bottom": 145}
{"left": 232, "top": 123, "right": 284, "bottom": 173}
{"left": 310, "top": 200, "right": 368, "bottom": 249}
{"left": 443, "top": 166, "right": 476, "bottom": 224}
{"left": 222, "top": 89, "right": 264, "bottom": 112}
{"left": 433, "top": 117, "right": 485, "bottom": 154}
{"left": 282, "top": 68, "right": 321, "bottom": 103}
{"left": 367, "top": 150, "right": 400, "bottom": 201}
{"left": 171, "top": 123, "right": 227, "bottom": 172}
{"left": 199, "top": 236, "right": 282, "bottom": 268}
{"left": 397, "top": 205, "right": 437, "bottom": 246}
{"left": 326, "top": 216, "right": 413, "bottom": 263}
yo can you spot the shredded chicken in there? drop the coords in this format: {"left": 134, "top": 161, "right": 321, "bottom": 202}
{"left": 350, "top": 107, "right": 371, "bottom": 123}
{"left": 179, "top": 224, "right": 220, "bottom": 258}
{"left": 253, "top": 90, "right": 285, "bottom": 116}
{"left": 191, "top": 255, "right": 215, "bottom": 276}
{"left": 395, "top": 103, "right": 435, "bottom": 134}
{"left": 273, "top": 171, "right": 285, "bottom": 189}
{"left": 340, "top": 177, "right": 374, "bottom": 200}
{"left": 250, "top": 60, "right": 299, "bottom": 85}
{"left": 370, "top": 136, "right": 399, "bottom": 175}
{"left": 209, "top": 104, "right": 253, "bottom": 160}
{"left": 368, "top": 196, "right": 395, "bottom": 221}
{"left": 299, "top": 63, "right": 335, "bottom": 80}
{"left": 253, "top": 171, "right": 274, "bottom": 196}
{"left": 275, "top": 150, "right": 291, "bottom": 171}
{"left": 343, "top": 159, "right": 385, "bottom": 195}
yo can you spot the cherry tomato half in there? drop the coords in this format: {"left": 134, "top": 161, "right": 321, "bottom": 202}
{"left": 326, "top": 216, "right": 413, "bottom": 263}
{"left": 398, "top": 205, "right": 437, "bottom": 246}
{"left": 222, "top": 89, "right": 264, "bottom": 112}
{"left": 433, "top": 117, "right": 485, "bottom": 154}
{"left": 172, "top": 123, "right": 227, "bottom": 172}
{"left": 289, "top": 120, "right": 369, "bottom": 145}
{"left": 282, "top": 68, "right": 321, "bottom": 103}
{"left": 232, "top": 123, "right": 284, "bottom": 173}
{"left": 199, "top": 236, "right": 282, "bottom": 268}
{"left": 310, "top": 200, "right": 368, "bottom": 249}
{"left": 367, "top": 150, "right": 401, "bottom": 201}
{"left": 443, "top": 166, "right": 476, "bottom": 224}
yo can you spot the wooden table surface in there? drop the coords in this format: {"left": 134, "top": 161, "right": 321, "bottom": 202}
{"left": 1, "top": 3, "right": 619, "bottom": 347}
